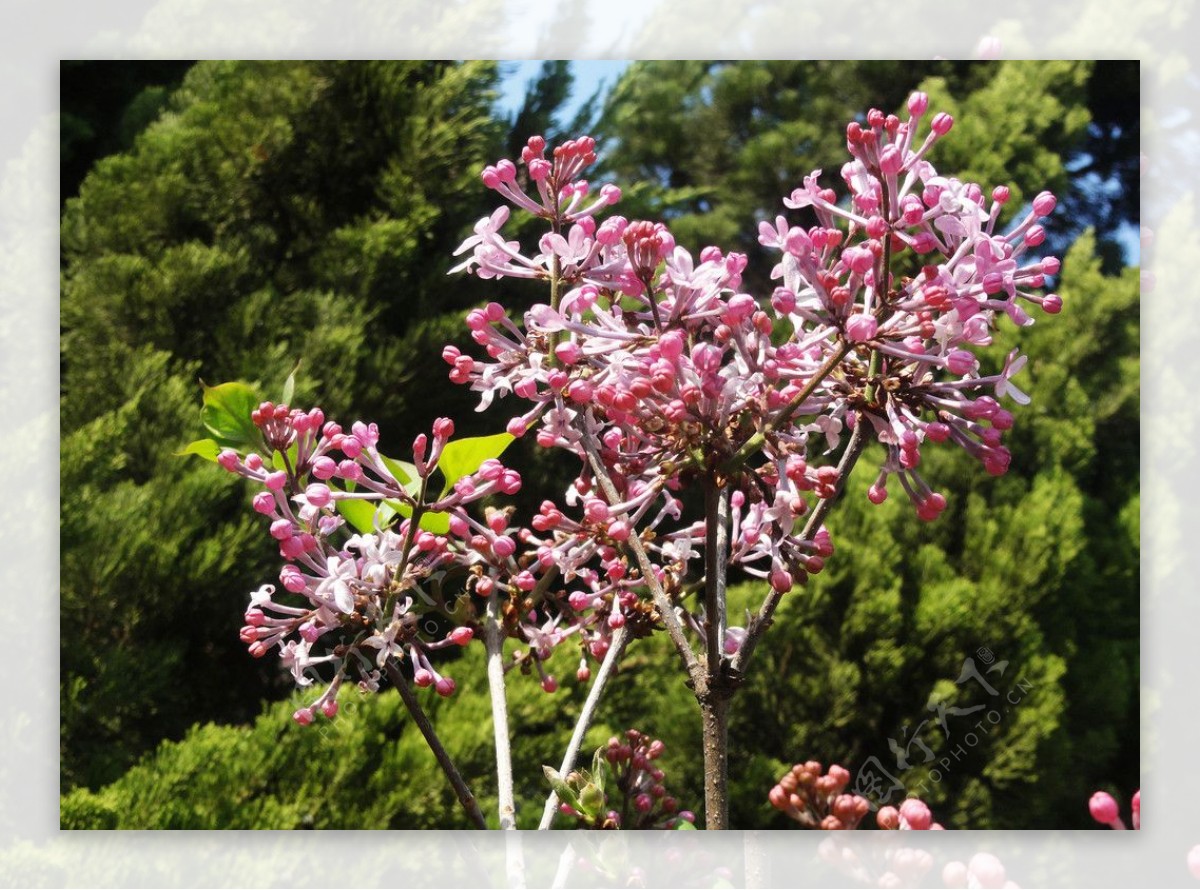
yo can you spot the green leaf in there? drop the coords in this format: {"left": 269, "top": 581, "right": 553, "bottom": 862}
{"left": 281, "top": 364, "right": 298, "bottom": 406}
{"left": 379, "top": 454, "right": 421, "bottom": 491}
{"left": 176, "top": 438, "right": 221, "bottom": 462}
{"left": 200, "top": 380, "right": 260, "bottom": 448}
{"left": 269, "top": 443, "right": 299, "bottom": 473}
{"left": 336, "top": 499, "right": 378, "bottom": 534}
{"left": 542, "top": 766, "right": 583, "bottom": 814}
{"left": 391, "top": 501, "right": 452, "bottom": 535}
{"left": 436, "top": 433, "right": 514, "bottom": 496}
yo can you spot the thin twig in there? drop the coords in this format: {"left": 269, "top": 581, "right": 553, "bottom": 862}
{"left": 703, "top": 482, "right": 731, "bottom": 679}
{"left": 384, "top": 658, "right": 487, "bottom": 829}
{"left": 538, "top": 625, "right": 632, "bottom": 829}
{"left": 700, "top": 479, "right": 733, "bottom": 829}
{"left": 484, "top": 588, "right": 517, "bottom": 830}
{"left": 579, "top": 427, "right": 704, "bottom": 685}
{"left": 731, "top": 416, "right": 869, "bottom": 677}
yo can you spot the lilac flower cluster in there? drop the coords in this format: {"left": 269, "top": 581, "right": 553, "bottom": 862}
{"left": 218, "top": 397, "right": 684, "bottom": 718}
{"left": 220, "top": 405, "right": 521, "bottom": 721}
{"left": 211, "top": 93, "right": 1062, "bottom": 731}
{"left": 449, "top": 93, "right": 1059, "bottom": 628}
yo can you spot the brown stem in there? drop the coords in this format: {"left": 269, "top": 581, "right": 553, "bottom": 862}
{"left": 700, "top": 477, "right": 733, "bottom": 829}
{"left": 385, "top": 659, "right": 486, "bottom": 829}
{"left": 700, "top": 689, "right": 731, "bottom": 830}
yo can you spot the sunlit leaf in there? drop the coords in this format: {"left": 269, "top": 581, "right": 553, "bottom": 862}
{"left": 437, "top": 433, "right": 514, "bottom": 496}
{"left": 176, "top": 438, "right": 221, "bottom": 462}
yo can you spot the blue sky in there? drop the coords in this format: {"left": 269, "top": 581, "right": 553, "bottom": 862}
{"left": 496, "top": 60, "right": 629, "bottom": 122}
{"left": 494, "top": 61, "right": 1139, "bottom": 265}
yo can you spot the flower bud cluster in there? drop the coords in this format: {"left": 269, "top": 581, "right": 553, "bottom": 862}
{"left": 556, "top": 730, "right": 693, "bottom": 830}
{"left": 768, "top": 760, "right": 871, "bottom": 830}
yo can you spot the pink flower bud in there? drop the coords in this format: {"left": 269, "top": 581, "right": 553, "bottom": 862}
{"left": 865, "top": 216, "right": 888, "bottom": 239}
{"left": 280, "top": 565, "right": 306, "bottom": 592}
{"left": 907, "top": 91, "right": 929, "bottom": 118}
{"left": 567, "top": 380, "right": 594, "bottom": 403}
{"left": 555, "top": 341, "right": 582, "bottom": 365}
{"left": 269, "top": 518, "right": 293, "bottom": 540}
{"left": 877, "top": 805, "right": 900, "bottom": 830}
{"left": 492, "top": 536, "right": 516, "bottom": 558}
{"left": 931, "top": 112, "right": 954, "bottom": 136}
{"left": 911, "top": 231, "right": 938, "bottom": 253}
{"left": 305, "top": 483, "right": 332, "bottom": 509}
{"left": 310, "top": 456, "right": 337, "bottom": 480}
{"left": 900, "top": 797, "right": 932, "bottom": 830}
{"left": 435, "top": 677, "right": 457, "bottom": 697}
{"left": 845, "top": 314, "right": 877, "bottom": 343}
{"left": 279, "top": 535, "right": 305, "bottom": 559}
{"left": 1032, "top": 190, "right": 1057, "bottom": 216}
{"left": 541, "top": 676, "right": 558, "bottom": 694}
{"left": 842, "top": 246, "right": 874, "bottom": 275}
{"left": 1089, "top": 790, "right": 1119, "bottom": 824}
{"left": 252, "top": 492, "right": 276, "bottom": 514}
{"left": 659, "top": 330, "right": 684, "bottom": 360}
{"left": 925, "top": 421, "right": 951, "bottom": 442}
{"left": 264, "top": 471, "right": 287, "bottom": 490}
{"left": 607, "top": 520, "right": 631, "bottom": 542}
{"left": 946, "top": 349, "right": 976, "bottom": 375}
{"left": 992, "top": 186, "right": 1011, "bottom": 205}
{"left": 292, "top": 707, "right": 314, "bottom": 726}
{"left": 769, "top": 569, "right": 793, "bottom": 593}
{"left": 1041, "top": 293, "right": 1063, "bottom": 314}
{"left": 879, "top": 145, "right": 903, "bottom": 175}
{"left": 413, "top": 669, "right": 434, "bottom": 688}
{"left": 868, "top": 483, "right": 888, "bottom": 504}
{"left": 217, "top": 450, "right": 240, "bottom": 471}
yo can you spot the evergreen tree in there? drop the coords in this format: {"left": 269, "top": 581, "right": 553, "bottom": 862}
{"left": 60, "top": 60, "right": 505, "bottom": 789}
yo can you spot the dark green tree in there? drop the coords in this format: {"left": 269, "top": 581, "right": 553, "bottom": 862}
{"left": 60, "top": 60, "right": 506, "bottom": 789}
